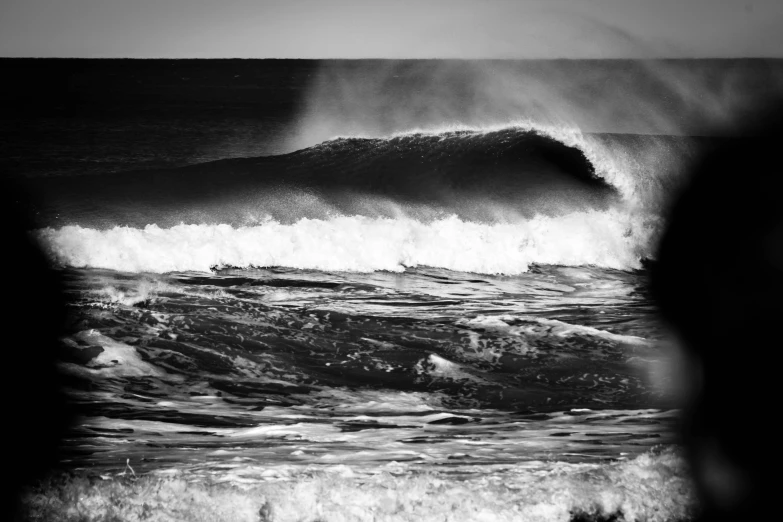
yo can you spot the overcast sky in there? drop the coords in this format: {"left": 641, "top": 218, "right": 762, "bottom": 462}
{"left": 1, "top": 0, "right": 782, "bottom": 59}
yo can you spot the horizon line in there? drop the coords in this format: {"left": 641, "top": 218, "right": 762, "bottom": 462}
{"left": 3, "top": 56, "right": 783, "bottom": 61}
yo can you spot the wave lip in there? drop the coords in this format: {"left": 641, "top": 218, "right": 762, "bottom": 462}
{"left": 35, "top": 210, "right": 654, "bottom": 274}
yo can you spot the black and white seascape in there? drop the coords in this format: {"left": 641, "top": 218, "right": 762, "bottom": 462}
{"left": 3, "top": 3, "right": 782, "bottom": 521}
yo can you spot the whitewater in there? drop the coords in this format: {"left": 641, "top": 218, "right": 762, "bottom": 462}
{"left": 37, "top": 208, "right": 654, "bottom": 274}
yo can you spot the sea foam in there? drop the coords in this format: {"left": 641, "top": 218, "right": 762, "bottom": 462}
{"left": 22, "top": 447, "right": 695, "bottom": 522}
{"left": 35, "top": 209, "right": 655, "bottom": 274}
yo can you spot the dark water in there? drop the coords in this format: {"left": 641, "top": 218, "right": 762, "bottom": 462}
{"left": 7, "top": 58, "right": 779, "bottom": 520}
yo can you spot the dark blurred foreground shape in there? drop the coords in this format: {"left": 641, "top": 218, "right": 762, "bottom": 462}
{"left": 1, "top": 180, "right": 73, "bottom": 519}
{"left": 652, "top": 109, "right": 782, "bottom": 520}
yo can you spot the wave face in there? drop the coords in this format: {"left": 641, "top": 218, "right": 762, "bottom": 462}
{"left": 30, "top": 125, "right": 688, "bottom": 274}
{"left": 29, "top": 127, "right": 618, "bottom": 224}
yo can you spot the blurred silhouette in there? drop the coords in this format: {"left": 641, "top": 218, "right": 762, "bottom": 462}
{"left": 652, "top": 110, "right": 782, "bottom": 520}
{"left": 1, "top": 179, "right": 73, "bottom": 519}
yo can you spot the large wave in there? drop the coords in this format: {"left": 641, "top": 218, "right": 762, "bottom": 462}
{"left": 29, "top": 124, "right": 687, "bottom": 274}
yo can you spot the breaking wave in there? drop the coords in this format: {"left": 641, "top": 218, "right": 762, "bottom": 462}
{"left": 30, "top": 123, "right": 687, "bottom": 274}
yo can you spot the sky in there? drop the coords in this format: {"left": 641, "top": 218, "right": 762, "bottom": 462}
{"left": 1, "top": 0, "right": 782, "bottom": 59}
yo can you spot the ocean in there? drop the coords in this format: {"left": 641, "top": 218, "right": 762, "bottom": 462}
{"left": 6, "top": 58, "right": 781, "bottom": 521}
